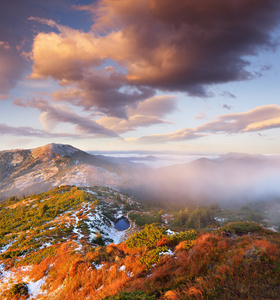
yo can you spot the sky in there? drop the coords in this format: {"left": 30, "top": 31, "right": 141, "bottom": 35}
{"left": 1, "top": 0, "right": 280, "bottom": 154}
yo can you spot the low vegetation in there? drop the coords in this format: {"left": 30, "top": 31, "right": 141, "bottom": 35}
{"left": 0, "top": 187, "right": 279, "bottom": 299}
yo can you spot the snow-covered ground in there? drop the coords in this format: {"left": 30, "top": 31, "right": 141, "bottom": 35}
{"left": 75, "top": 202, "right": 128, "bottom": 246}
{"left": 0, "top": 264, "right": 47, "bottom": 299}
{"left": 27, "top": 276, "right": 47, "bottom": 299}
{"left": 0, "top": 240, "right": 14, "bottom": 254}
{"left": 214, "top": 217, "right": 228, "bottom": 223}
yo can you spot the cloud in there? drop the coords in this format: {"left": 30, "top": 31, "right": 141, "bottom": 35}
{"left": 29, "top": 18, "right": 155, "bottom": 118}
{"left": 27, "top": 0, "right": 280, "bottom": 118}
{"left": 0, "top": 123, "right": 82, "bottom": 139}
{"left": 0, "top": 0, "right": 91, "bottom": 100}
{"left": 0, "top": 41, "right": 11, "bottom": 51}
{"left": 14, "top": 97, "right": 119, "bottom": 138}
{"left": 223, "top": 104, "right": 232, "bottom": 110}
{"left": 221, "top": 91, "right": 236, "bottom": 99}
{"left": 132, "top": 95, "right": 178, "bottom": 117}
{"left": 97, "top": 115, "right": 170, "bottom": 134}
{"left": 133, "top": 105, "right": 280, "bottom": 143}
{"left": 198, "top": 105, "right": 280, "bottom": 134}
{"left": 96, "top": 95, "right": 177, "bottom": 133}
{"left": 0, "top": 47, "right": 26, "bottom": 100}
{"left": 85, "top": 0, "right": 280, "bottom": 94}
{"left": 138, "top": 129, "right": 204, "bottom": 143}
{"left": 195, "top": 113, "right": 207, "bottom": 120}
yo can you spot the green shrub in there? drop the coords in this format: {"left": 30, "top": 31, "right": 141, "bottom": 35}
{"left": 103, "top": 290, "right": 157, "bottom": 300}
{"left": 140, "top": 246, "right": 169, "bottom": 268}
{"left": 219, "top": 222, "right": 266, "bottom": 235}
{"left": 9, "top": 282, "right": 28, "bottom": 296}
{"left": 0, "top": 249, "right": 24, "bottom": 260}
{"left": 18, "top": 246, "right": 57, "bottom": 266}
{"left": 126, "top": 224, "right": 166, "bottom": 249}
{"left": 168, "top": 230, "right": 198, "bottom": 244}
{"left": 128, "top": 213, "right": 162, "bottom": 226}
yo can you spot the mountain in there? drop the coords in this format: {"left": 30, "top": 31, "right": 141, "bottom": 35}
{"left": 122, "top": 155, "right": 280, "bottom": 209}
{"left": 0, "top": 143, "right": 144, "bottom": 201}
{"left": 1, "top": 143, "right": 280, "bottom": 209}
{"left": 0, "top": 186, "right": 279, "bottom": 299}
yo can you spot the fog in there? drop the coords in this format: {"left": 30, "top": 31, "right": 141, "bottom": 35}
{"left": 121, "top": 155, "right": 280, "bottom": 210}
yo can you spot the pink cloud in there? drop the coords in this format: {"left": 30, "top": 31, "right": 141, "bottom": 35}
{"left": 133, "top": 105, "right": 280, "bottom": 143}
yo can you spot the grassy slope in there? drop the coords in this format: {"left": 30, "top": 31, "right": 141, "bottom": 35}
{"left": 0, "top": 188, "right": 279, "bottom": 299}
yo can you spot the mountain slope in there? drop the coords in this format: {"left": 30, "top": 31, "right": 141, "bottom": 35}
{"left": 0, "top": 144, "right": 137, "bottom": 201}
{"left": 0, "top": 187, "right": 279, "bottom": 299}
{"left": 0, "top": 186, "right": 139, "bottom": 299}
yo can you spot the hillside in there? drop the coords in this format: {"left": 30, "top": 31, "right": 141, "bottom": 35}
{"left": 0, "top": 187, "right": 279, "bottom": 299}
{"left": 0, "top": 144, "right": 141, "bottom": 201}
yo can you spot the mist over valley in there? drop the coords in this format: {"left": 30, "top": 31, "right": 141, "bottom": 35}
{"left": 1, "top": 143, "right": 280, "bottom": 228}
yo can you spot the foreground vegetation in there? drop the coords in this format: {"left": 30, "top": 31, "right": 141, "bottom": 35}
{"left": 0, "top": 187, "right": 279, "bottom": 299}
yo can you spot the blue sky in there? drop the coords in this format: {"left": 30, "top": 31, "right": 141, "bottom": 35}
{"left": 0, "top": 0, "right": 280, "bottom": 154}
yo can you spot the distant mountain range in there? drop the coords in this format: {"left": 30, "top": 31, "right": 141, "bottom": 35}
{"left": 1, "top": 143, "right": 280, "bottom": 207}
{"left": 122, "top": 152, "right": 280, "bottom": 208}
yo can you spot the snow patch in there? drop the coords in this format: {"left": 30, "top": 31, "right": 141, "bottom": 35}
{"left": 166, "top": 229, "right": 175, "bottom": 236}
{"left": 159, "top": 249, "right": 175, "bottom": 256}
{"left": 51, "top": 143, "right": 79, "bottom": 157}
{"left": 27, "top": 276, "right": 47, "bottom": 299}
{"left": 0, "top": 263, "right": 13, "bottom": 283}
{"left": 119, "top": 265, "right": 126, "bottom": 272}
{"left": 214, "top": 217, "right": 228, "bottom": 223}
{"left": 0, "top": 240, "right": 14, "bottom": 254}
{"left": 93, "top": 263, "right": 104, "bottom": 270}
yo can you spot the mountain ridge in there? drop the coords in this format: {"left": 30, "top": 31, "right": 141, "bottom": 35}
{"left": 0, "top": 144, "right": 129, "bottom": 201}
{"left": 1, "top": 143, "right": 280, "bottom": 210}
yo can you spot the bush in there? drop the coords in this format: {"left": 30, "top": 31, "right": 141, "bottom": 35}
{"left": 104, "top": 290, "right": 157, "bottom": 300}
{"left": 140, "top": 246, "right": 169, "bottom": 268}
{"left": 219, "top": 222, "right": 266, "bottom": 235}
{"left": 9, "top": 283, "right": 28, "bottom": 296}
{"left": 128, "top": 213, "right": 161, "bottom": 226}
{"left": 126, "top": 224, "right": 167, "bottom": 249}
{"left": 168, "top": 230, "right": 198, "bottom": 244}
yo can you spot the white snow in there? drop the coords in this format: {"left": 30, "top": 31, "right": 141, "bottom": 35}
{"left": 264, "top": 226, "right": 278, "bottom": 232}
{"left": 72, "top": 207, "right": 86, "bottom": 250}
{"left": 40, "top": 242, "right": 52, "bottom": 249}
{"left": 84, "top": 203, "right": 127, "bottom": 245}
{"left": 119, "top": 265, "right": 126, "bottom": 272}
{"left": 214, "top": 217, "right": 228, "bottom": 223}
{"left": 93, "top": 263, "right": 104, "bottom": 270}
{"left": 159, "top": 249, "right": 175, "bottom": 256}
{"left": 115, "top": 210, "right": 124, "bottom": 219}
{"left": 54, "top": 165, "right": 121, "bottom": 188}
{"left": 0, "top": 240, "right": 14, "bottom": 253}
{"left": 127, "top": 271, "right": 134, "bottom": 277}
{"left": 85, "top": 189, "right": 97, "bottom": 195}
{"left": 27, "top": 276, "right": 47, "bottom": 299}
{"left": 51, "top": 144, "right": 78, "bottom": 157}
{"left": 0, "top": 263, "right": 13, "bottom": 283}
{"left": 166, "top": 229, "right": 175, "bottom": 236}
